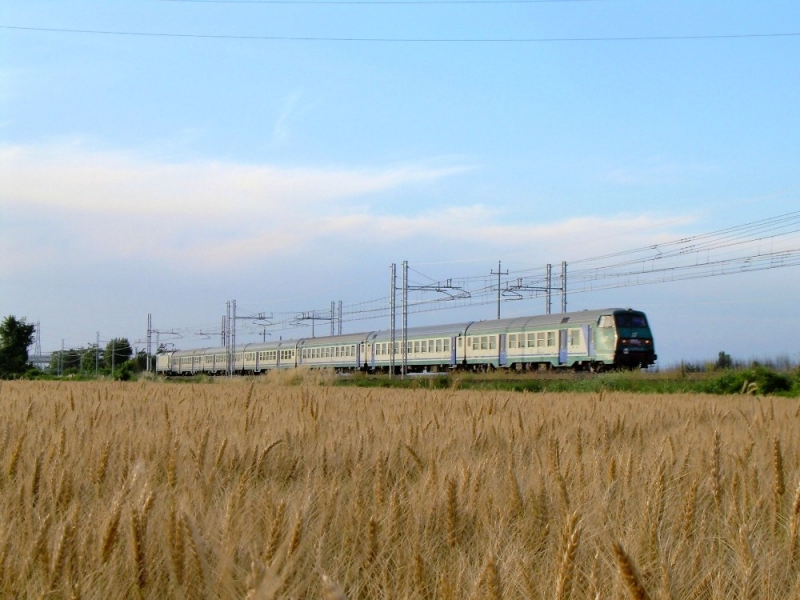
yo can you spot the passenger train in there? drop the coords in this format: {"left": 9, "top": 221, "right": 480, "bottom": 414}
{"left": 156, "top": 308, "right": 656, "bottom": 375}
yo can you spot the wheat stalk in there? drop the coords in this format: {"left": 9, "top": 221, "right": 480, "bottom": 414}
{"left": 554, "top": 511, "right": 581, "bottom": 600}
{"left": 612, "top": 541, "right": 651, "bottom": 600}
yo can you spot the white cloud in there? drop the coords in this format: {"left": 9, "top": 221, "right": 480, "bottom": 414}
{"left": 0, "top": 141, "right": 470, "bottom": 217}
{"left": 0, "top": 142, "right": 696, "bottom": 278}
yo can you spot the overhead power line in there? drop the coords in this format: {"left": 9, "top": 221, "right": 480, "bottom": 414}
{"left": 2, "top": 25, "right": 800, "bottom": 43}
{"left": 160, "top": 0, "right": 607, "bottom": 4}
{"left": 148, "top": 210, "right": 800, "bottom": 345}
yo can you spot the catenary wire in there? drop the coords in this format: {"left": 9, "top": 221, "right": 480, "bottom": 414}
{"left": 3, "top": 25, "right": 800, "bottom": 43}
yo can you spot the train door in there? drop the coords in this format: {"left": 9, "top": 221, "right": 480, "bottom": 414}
{"left": 584, "top": 325, "right": 595, "bottom": 358}
{"left": 558, "top": 330, "right": 568, "bottom": 365}
{"left": 499, "top": 334, "right": 507, "bottom": 367}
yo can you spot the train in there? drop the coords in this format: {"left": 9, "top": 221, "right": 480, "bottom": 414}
{"left": 155, "top": 307, "right": 656, "bottom": 376}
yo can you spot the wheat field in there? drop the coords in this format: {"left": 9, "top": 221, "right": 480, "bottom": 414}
{"left": 0, "top": 378, "right": 799, "bottom": 599}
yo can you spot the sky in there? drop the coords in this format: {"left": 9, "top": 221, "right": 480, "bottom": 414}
{"left": 1, "top": 1, "right": 799, "bottom": 367}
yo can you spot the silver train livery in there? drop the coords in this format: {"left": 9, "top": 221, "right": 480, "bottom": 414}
{"left": 156, "top": 308, "right": 656, "bottom": 375}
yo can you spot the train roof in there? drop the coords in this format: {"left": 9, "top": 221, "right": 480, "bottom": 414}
{"left": 368, "top": 322, "right": 472, "bottom": 342}
{"left": 465, "top": 308, "right": 641, "bottom": 334}
{"left": 168, "top": 338, "right": 300, "bottom": 358}
{"left": 296, "top": 332, "right": 372, "bottom": 347}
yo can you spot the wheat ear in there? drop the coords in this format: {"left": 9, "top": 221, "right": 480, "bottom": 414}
{"left": 612, "top": 541, "right": 651, "bottom": 600}
{"left": 554, "top": 512, "right": 581, "bottom": 600}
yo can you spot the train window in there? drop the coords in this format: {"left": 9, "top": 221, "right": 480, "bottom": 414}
{"left": 489, "top": 336, "right": 496, "bottom": 350}
{"left": 569, "top": 329, "right": 581, "bottom": 347}
{"left": 508, "top": 334, "right": 517, "bottom": 349}
{"left": 528, "top": 333, "right": 537, "bottom": 348}
{"left": 414, "top": 341, "right": 420, "bottom": 353}
{"left": 481, "top": 336, "right": 488, "bottom": 350}
{"left": 383, "top": 343, "right": 388, "bottom": 355}
{"left": 598, "top": 316, "right": 614, "bottom": 328}
{"left": 407, "top": 342, "right": 413, "bottom": 353}
{"left": 422, "top": 341, "right": 428, "bottom": 353}
{"left": 444, "top": 339, "right": 450, "bottom": 352}
{"left": 436, "top": 339, "right": 442, "bottom": 352}
{"left": 466, "top": 337, "right": 471, "bottom": 348}
{"left": 547, "top": 332, "right": 556, "bottom": 347}
{"left": 534, "top": 332, "right": 543, "bottom": 347}
{"left": 458, "top": 338, "right": 463, "bottom": 348}
{"left": 616, "top": 313, "right": 648, "bottom": 328}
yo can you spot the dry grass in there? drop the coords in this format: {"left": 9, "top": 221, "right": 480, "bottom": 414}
{"left": 0, "top": 379, "right": 799, "bottom": 598}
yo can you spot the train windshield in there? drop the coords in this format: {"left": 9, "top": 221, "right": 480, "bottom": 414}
{"left": 614, "top": 312, "right": 648, "bottom": 328}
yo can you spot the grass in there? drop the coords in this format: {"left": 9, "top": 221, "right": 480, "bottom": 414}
{"left": 333, "top": 365, "right": 800, "bottom": 396}
{"left": 1, "top": 379, "right": 799, "bottom": 598}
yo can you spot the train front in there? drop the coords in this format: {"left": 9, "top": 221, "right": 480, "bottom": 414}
{"left": 612, "top": 309, "right": 657, "bottom": 368}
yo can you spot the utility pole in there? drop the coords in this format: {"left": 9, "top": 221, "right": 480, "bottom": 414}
{"left": 395, "top": 261, "right": 468, "bottom": 378}
{"left": 226, "top": 301, "right": 232, "bottom": 375}
{"left": 225, "top": 303, "right": 272, "bottom": 373}
{"left": 389, "top": 263, "right": 396, "bottom": 378}
{"left": 231, "top": 299, "right": 237, "bottom": 376}
{"left": 337, "top": 301, "right": 343, "bottom": 335}
{"left": 546, "top": 264, "right": 552, "bottom": 315}
{"left": 491, "top": 261, "right": 509, "bottom": 319}
{"left": 146, "top": 314, "right": 152, "bottom": 372}
{"left": 561, "top": 261, "right": 568, "bottom": 313}
{"left": 402, "top": 260, "right": 408, "bottom": 378}
{"left": 330, "top": 301, "right": 335, "bottom": 336}
{"left": 95, "top": 331, "right": 100, "bottom": 375}
{"left": 34, "top": 321, "right": 41, "bottom": 357}
{"left": 147, "top": 316, "right": 179, "bottom": 372}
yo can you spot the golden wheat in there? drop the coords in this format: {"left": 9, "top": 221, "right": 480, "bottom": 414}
{"left": 0, "top": 380, "right": 798, "bottom": 598}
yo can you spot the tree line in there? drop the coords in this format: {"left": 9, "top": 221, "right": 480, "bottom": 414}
{"left": 0, "top": 315, "right": 150, "bottom": 380}
{"left": 48, "top": 338, "right": 149, "bottom": 379}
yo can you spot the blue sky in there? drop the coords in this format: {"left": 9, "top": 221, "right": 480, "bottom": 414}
{"left": 1, "top": 1, "right": 799, "bottom": 366}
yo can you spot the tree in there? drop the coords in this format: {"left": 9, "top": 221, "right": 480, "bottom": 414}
{"left": 81, "top": 347, "right": 103, "bottom": 373}
{"left": 48, "top": 347, "right": 84, "bottom": 375}
{"left": 716, "top": 351, "right": 733, "bottom": 370}
{"left": 0, "top": 316, "right": 36, "bottom": 378}
{"left": 104, "top": 338, "right": 133, "bottom": 372}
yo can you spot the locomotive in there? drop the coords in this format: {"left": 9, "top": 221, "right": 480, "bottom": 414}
{"left": 156, "top": 308, "right": 655, "bottom": 375}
